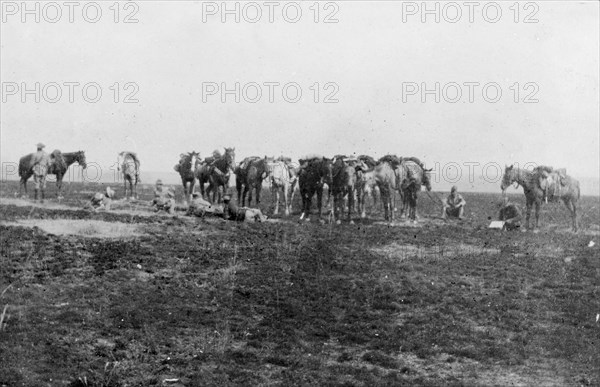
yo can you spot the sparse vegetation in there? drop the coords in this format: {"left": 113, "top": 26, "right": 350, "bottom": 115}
{"left": 0, "top": 181, "right": 598, "bottom": 386}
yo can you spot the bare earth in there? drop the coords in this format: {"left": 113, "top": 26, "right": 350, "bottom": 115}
{"left": 1, "top": 181, "right": 598, "bottom": 386}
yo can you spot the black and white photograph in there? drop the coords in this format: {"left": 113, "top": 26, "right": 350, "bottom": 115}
{"left": 1, "top": 1, "right": 599, "bottom": 385}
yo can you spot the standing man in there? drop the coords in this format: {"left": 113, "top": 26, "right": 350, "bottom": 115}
{"left": 30, "top": 143, "right": 50, "bottom": 203}
{"left": 442, "top": 186, "right": 466, "bottom": 220}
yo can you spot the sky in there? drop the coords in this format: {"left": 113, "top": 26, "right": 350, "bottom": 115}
{"left": 1, "top": 1, "right": 599, "bottom": 193}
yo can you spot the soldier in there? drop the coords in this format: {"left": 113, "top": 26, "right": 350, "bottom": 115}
{"left": 152, "top": 179, "right": 176, "bottom": 214}
{"left": 442, "top": 186, "right": 466, "bottom": 220}
{"left": 499, "top": 197, "right": 522, "bottom": 231}
{"left": 188, "top": 192, "right": 223, "bottom": 217}
{"left": 222, "top": 194, "right": 267, "bottom": 222}
{"left": 30, "top": 143, "right": 50, "bottom": 203}
{"left": 86, "top": 187, "right": 115, "bottom": 211}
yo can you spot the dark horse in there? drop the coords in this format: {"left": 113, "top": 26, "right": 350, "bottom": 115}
{"left": 330, "top": 156, "right": 358, "bottom": 224}
{"left": 501, "top": 165, "right": 580, "bottom": 232}
{"left": 174, "top": 151, "right": 199, "bottom": 202}
{"left": 197, "top": 148, "right": 236, "bottom": 203}
{"left": 235, "top": 156, "right": 270, "bottom": 207}
{"left": 18, "top": 150, "right": 87, "bottom": 198}
{"left": 298, "top": 156, "right": 333, "bottom": 222}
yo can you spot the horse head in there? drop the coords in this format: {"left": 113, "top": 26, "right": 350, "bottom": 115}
{"left": 500, "top": 164, "right": 515, "bottom": 192}
{"left": 422, "top": 167, "right": 433, "bottom": 191}
{"left": 77, "top": 151, "right": 87, "bottom": 169}
{"left": 223, "top": 147, "right": 236, "bottom": 172}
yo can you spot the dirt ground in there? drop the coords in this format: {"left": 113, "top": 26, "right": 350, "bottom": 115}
{"left": 1, "top": 181, "right": 598, "bottom": 386}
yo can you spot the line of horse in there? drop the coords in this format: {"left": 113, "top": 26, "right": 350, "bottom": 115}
{"left": 17, "top": 148, "right": 581, "bottom": 232}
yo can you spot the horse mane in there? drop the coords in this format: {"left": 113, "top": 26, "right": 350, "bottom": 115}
{"left": 121, "top": 151, "right": 140, "bottom": 165}
{"left": 357, "top": 155, "right": 377, "bottom": 169}
{"left": 401, "top": 156, "right": 425, "bottom": 169}
{"left": 378, "top": 154, "right": 402, "bottom": 168}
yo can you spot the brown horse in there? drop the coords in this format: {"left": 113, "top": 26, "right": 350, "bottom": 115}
{"left": 298, "top": 156, "right": 333, "bottom": 222}
{"left": 198, "top": 147, "right": 235, "bottom": 203}
{"left": 396, "top": 157, "right": 432, "bottom": 221}
{"left": 118, "top": 151, "right": 140, "bottom": 200}
{"left": 235, "top": 156, "right": 269, "bottom": 207}
{"left": 500, "top": 165, "right": 580, "bottom": 232}
{"left": 174, "top": 151, "right": 199, "bottom": 202}
{"left": 330, "top": 156, "right": 360, "bottom": 224}
{"left": 18, "top": 150, "right": 87, "bottom": 198}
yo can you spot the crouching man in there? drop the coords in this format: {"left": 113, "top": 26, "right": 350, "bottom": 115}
{"left": 222, "top": 194, "right": 267, "bottom": 222}
{"left": 499, "top": 197, "right": 522, "bottom": 231}
{"left": 442, "top": 186, "right": 466, "bottom": 220}
{"left": 85, "top": 187, "right": 115, "bottom": 211}
{"left": 152, "top": 179, "right": 175, "bottom": 214}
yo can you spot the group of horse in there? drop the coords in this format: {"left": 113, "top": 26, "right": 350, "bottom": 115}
{"left": 173, "top": 150, "right": 435, "bottom": 225}
{"left": 17, "top": 147, "right": 582, "bottom": 232}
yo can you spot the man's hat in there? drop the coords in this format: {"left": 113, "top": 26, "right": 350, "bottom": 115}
{"left": 105, "top": 187, "right": 115, "bottom": 198}
{"left": 223, "top": 194, "right": 232, "bottom": 202}
{"left": 36, "top": 143, "right": 45, "bottom": 149}
{"left": 156, "top": 179, "right": 163, "bottom": 185}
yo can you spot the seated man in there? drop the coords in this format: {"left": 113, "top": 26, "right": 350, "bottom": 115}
{"left": 222, "top": 194, "right": 267, "bottom": 222}
{"left": 442, "top": 186, "right": 466, "bottom": 220}
{"left": 152, "top": 179, "right": 175, "bottom": 214}
{"left": 498, "top": 197, "right": 522, "bottom": 231}
{"left": 86, "top": 187, "right": 115, "bottom": 211}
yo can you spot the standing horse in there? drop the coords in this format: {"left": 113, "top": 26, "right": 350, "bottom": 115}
{"left": 396, "top": 157, "right": 432, "bottom": 221}
{"left": 375, "top": 160, "right": 398, "bottom": 221}
{"left": 298, "top": 156, "right": 333, "bottom": 222}
{"left": 118, "top": 151, "right": 140, "bottom": 200}
{"left": 174, "top": 151, "right": 199, "bottom": 202}
{"left": 235, "top": 156, "right": 269, "bottom": 207}
{"left": 18, "top": 150, "right": 87, "bottom": 198}
{"left": 501, "top": 165, "right": 580, "bottom": 231}
{"left": 267, "top": 158, "right": 298, "bottom": 216}
{"left": 355, "top": 155, "right": 378, "bottom": 218}
{"left": 330, "top": 156, "right": 359, "bottom": 224}
{"left": 205, "top": 147, "right": 236, "bottom": 203}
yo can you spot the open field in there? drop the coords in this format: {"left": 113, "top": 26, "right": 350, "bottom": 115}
{"left": 1, "top": 180, "right": 599, "bottom": 386}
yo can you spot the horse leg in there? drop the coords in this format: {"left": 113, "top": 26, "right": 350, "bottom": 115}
{"left": 534, "top": 200, "right": 540, "bottom": 230}
{"left": 56, "top": 174, "right": 63, "bottom": 198}
{"left": 563, "top": 198, "right": 578, "bottom": 232}
{"left": 348, "top": 188, "right": 354, "bottom": 222}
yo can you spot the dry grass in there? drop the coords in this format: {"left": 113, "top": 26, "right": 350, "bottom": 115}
{"left": 1, "top": 219, "right": 142, "bottom": 239}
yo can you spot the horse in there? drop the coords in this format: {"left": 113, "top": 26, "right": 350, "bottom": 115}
{"left": 298, "top": 156, "right": 333, "bottom": 222}
{"left": 395, "top": 157, "right": 432, "bottom": 221}
{"left": 374, "top": 159, "right": 398, "bottom": 221}
{"left": 235, "top": 156, "right": 269, "bottom": 207}
{"left": 18, "top": 150, "right": 87, "bottom": 198}
{"left": 355, "top": 155, "right": 379, "bottom": 218}
{"left": 330, "top": 156, "right": 359, "bottom": 224}
{"left": 501, "top": 165, "right": 580, "bottom": 232}
{"left": 267, "top": 157, "right": 298, "bottom": 216}
{"left": 174, "top": 151, "right": 199, "bottom": 202}
{"left": 201, "top": 147, "right": 235, "bottom": 203}
{"left": 118, "top": 151, "right": 140, "bottom": 200}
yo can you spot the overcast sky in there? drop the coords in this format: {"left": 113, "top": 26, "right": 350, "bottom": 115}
{"left": 1, "top": 1, "right": 598, "bottom": 191}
